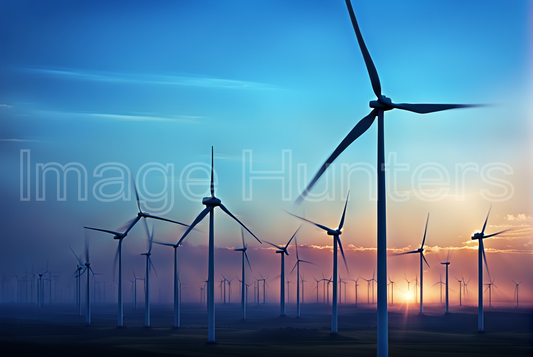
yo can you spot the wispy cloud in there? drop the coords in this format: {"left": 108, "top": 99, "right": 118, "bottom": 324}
{"left": 505, "top": 214, "right": 532, "bottom": 221}
{"left": 0, "top": 104, "right": 13, "bottom": 108}
{"left": 0, "top": 138, "right": 45, "bottom": 142}
{"left": 34, "top": 110, "right": 201, "bottom": 123}
{"left": 26, "top": 67, "right": 276, "bottom": 90}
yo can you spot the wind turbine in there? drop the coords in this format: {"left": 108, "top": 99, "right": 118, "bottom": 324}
{"left": 484, "top": 278, "right": 497, "bottom": 307}
{"left": 84, "top": 182, "right": 188, "bottom": 327}
{"left": 455, "top": 276, "right": 463, "bottom": 306}
{"left": 69, "top": 247, "right": 84, "bottom": 315}
{"left": 132, "top": 270, "right": 143, "bottom": 309}
{"left": 388, "top": 277, "right": 395, "bottom": 305}
{"left": 264, "top": 227, "right": 299, "bottom": 317}
{"left": 347, "top": 278, "right": 359, "bottom": 306}
{"left": 296, "top": 2, "right": 479, "bottom": 354}
{"left": 512, "top": 280, "right": 522, "bottom": 307}
{"left": 288, "top": 192, "right": 350, "bottom": 333}
{"left": 153, "top": 240, "right": 182, "bottom": 328}
{"left": 141, "top": 220, "right": 158, "bottom": 327}
{"left": 290, "top": 232, "right": 313, "bottom": 317}
{"left": 234, "top": 228, "right": 253, "bottom": 320}
{"left": 313, "top": 276, "right": 320, "bottom": 303}
{"left": 471, "top": 207, "right": 509, "bottom": 332}
{"left": 397, "top": 213, "right": 430, "bottom": 314}
{"left": 176, "top": 147, "right": 261, "bottom": 343}
{"left": 441, "top": 251, "right": 451, "bottom": 313}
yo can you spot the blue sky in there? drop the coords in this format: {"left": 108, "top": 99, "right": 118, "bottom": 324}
{"left": 0, "top": 0, "right": 531, "bottom": 301}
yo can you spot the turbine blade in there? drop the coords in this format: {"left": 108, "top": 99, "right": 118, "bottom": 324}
{"left": 286, "top": 225, "right": 301, "bottom": 250}
{"left": 294, "top": 235, "right": 299, "bottom": 260}
{"left": 482, "top": 243, "right": 491, "bottom": 282}
{"left": 290, "top": 261, "right": 298, "bottom": 275}
{"left": 241, "top": 227, "right": 245, "bottom": 249}
{"left": 84, "top": 226, "right": 121, "bottom": 236}
{"left": 153, "top": 241, "right": 177, "bottom": 247}
{"left": 85, "top": 232, "right": 90, "bottom": 263}
{"left": 345, "top": 0, "right": 381, "bottom": 97}
{"left": 390, "top": 102, "right": 481, "bottom": 114}
{"left": 134, "top": 180, "right": 141, "bottom": 212}
{"left": 145, "top": 215, "right": 190, "bottom": 227}
{"left": 421, "top": 213, "right": 429, "bottom": 248}
{"left": 69, "top": 247, "right": 83, "bottom": 266}
{"left": 177, "top": 206, "right": 213, "bottom": 246}
{"left": 123, "top": 216, "right": 142, "bottom": 235}
{"left": 483, "top": 229, "right": 511, "bottom": 238}
{"left": 142, "top": 218, "right": 152, "bottom": 253}
{"left": 210, "top": 146, "right": 215, "bottom": 197}
{"left": 219, "top": 203, "right": 261, "bottom": 244}
{"left": 149, "top": 257, "right": 158, "bottom": 277}
{"left": 263, "top": 240, "right": 284, "bottom": 250}
{"left": 244, "top": 251, "right": 252, "bottom": 272}
{"left": 482, "top": 206, "right": 492, "bottom": 234}
{"left": 337, "top": 236, "right": 350, "bottom": 275}
{"left": 422, "top": 253, "right": 430, "bottom": 268}
{"left": 295, "top": 109, "right": 378, "bottom": 204}
{"left": 338, "top": 191, "right": 350, "bottom": 230}
{"left": 396, "top": 250, "right": 419, "bottom": 255}
{"left": 285, "top": 211, "right": 332, "bottom": 232}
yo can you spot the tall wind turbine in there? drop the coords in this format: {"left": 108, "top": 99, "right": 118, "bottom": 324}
{"left": 235, "top": 228, "right": 253, "bottom": 320}
{"left": 471, "top": 207, "right": 509, "bottom": 332}
{"left": 83, "top": 234, "right": 95, "bottom": 325}
{"left": 288, "top": 192, "right": 350, "bottom": 333}
{"left": 176, "top": 147, "right": 261, "bottom": 343}
{"left": 290, "top": 232, "right": 313, "bottom": 317}
{"left": 84, "top": 182, "right": 187, "bottom": 327}
{"left": 69, "top": 247, "right": 83, "bottom": 315}
{"left": 141, "top": 220, "right": 158, "bottom": 327}
{"left": 441, "top": 251, "right": 451, "bottom": 313}
{"left": 397, "top": 213, "right": 430, "bottom": 314}
{"left": 296, "top": 2, "right": 479, "bottom": 354}
{"left": 512, "top": 280, "right": 521, "bottom": 307}
{"left": 264, "top": 227, "right": 299, "bottom": 317}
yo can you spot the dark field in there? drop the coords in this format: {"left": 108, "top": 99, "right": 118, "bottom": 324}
{"left": 1, "top": 302, "right": 531, "bottom": 356}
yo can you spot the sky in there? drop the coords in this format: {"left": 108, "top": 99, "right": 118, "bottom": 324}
{"left": 0, "top": 0, "right": 532, "bottom": 305}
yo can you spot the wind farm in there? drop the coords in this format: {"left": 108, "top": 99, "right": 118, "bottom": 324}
{"left": 0, "top": 1, "right": 531, "bottom": 357}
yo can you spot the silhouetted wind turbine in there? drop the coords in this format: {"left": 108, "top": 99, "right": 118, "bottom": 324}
{"left": 512, "top": 280, "right": 522, "bottom": 307}
{"left": 264, "top": 227, "right": 299, "bottom": 316}
{"left": 69, "top": 247, "right": 83, "bottom": 315}
{"left": 289, "top": 231, "right": 313, "bottom": 317}
{"left": 176, "top": 147, "right": 260, "bottom": 343}
{"left": 288, "top": 192, "right": 350, "bottom": 333}
{"left": 441, "top": 251, "right": 451, "bottom": 313}
{"left": 432, "top": 275, "right": 445, "bottom": 304}
{"left": 484, "top": 278, "right": 497, "bottom": 307}
{"left": 235, "top": 228, "right": 253, "bottom": 319}
{"left": 141, "top": 220, "right": 158, "bottom": 327}
{"left": 471, "top": 206, "right": 509, "bottom": 332}
{"left": 388, "top": 277, "right": 395, "bottom": 305}
{"left": 153, "top": 239, "right": 182, "bottom": 328}
{"left": 296, "top": 2, "right": 480, "bottom": 354}
{"left": 84, "top": 181, "right": 187, "bottom": 327}
{"left": 397, "top": 213, "right": 430, "bottom": 314}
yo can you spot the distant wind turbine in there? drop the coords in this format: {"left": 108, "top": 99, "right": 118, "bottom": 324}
{"left": 397, "top": 213, "right": 430, "bottom": 314}
{"left": 432, "top": 275, "right": 445, "bottom": 304}
{"left": 176, "top": 147, "right": 261, "bottom": 343}
{"left": 153, "top": 239, "right": 182, "bottom": 328}
{"left": 141, "top": 220, "right": 158, "bottom": 327}
{"left": 296, "top": 2, "right": 479, "bottom": 354}
{"left": 235, "top": 228, "right": 253, "bottom": 320}
{"left": 288, "top": 192, "right": 350, "bottom": 333}
{"left": 289, "top": 232, "right": 313, "bottom": 317}
{"left": 264, "top": 227, "right": 299, "bottom": 317}
{"left": 441, "top": 251, "right": 451, "bottom": 313}
{"left": 471, "top": 206, "right": 510, "bottom": 332}
{"left": 484, "top": 278, "right": 498, "bottom": 307}
{"left": 512, "top": 280, "right": 522, "bottom": 307}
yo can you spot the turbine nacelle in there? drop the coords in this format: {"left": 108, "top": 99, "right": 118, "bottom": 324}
{"left": 327, "top": 229, "right": 342, "bottom": 236}
{"left": 370, "top": 95, "right": 393, "bottom": 111}
{"left": 202, "top": 197, "right": 221, "bottom": 206}
{"left": 471, "top": 232, "right": 484, "bottom": 240}
{"left": 234, "top": 248, "right": 246, "bottom": 252}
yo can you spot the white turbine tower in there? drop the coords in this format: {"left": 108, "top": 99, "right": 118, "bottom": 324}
{"left": 471, "top": 206, "right": 509, "bottom": 332}
{"left": 264, "top": 227, "right": 298, "bottom": 317}
{"left": 176, "top": 147, "right": 261, "bottom": 343}
{"left": 234, "top": 228, "right": 253, "bottom": 320}
{"left": 289, "top": 192, "right": 350, "bottom": 333}
{"left": 296, "top": 2, "right": 480, "bottom": 355}
{"left": 397, "top": 214, "right": 430, "bottom": 314}
{"left": 290, "top": 232, "right": 313, "bottom": 317}
{"left": 141, "top": 220, "right": 158, "bottom": 327}
{"left": 84, "top": 182, "right": 188, "bottom": 327}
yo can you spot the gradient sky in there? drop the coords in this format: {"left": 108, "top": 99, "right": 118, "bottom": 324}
{"left": 1, "top": 0, "right": 531, "bottom": 304}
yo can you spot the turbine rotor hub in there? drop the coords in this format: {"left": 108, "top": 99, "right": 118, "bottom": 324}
{"left": 202, "top": 197, "right": 221, "bottom": 206}
{"left": 327, "top": 230, "right": 341, "bottom": 236}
